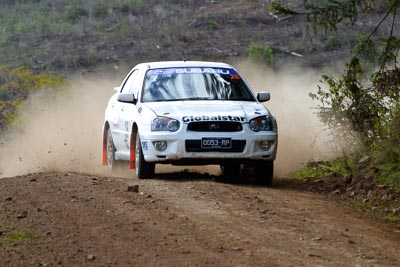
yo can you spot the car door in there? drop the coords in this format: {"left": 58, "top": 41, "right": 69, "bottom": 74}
{"left": 112, "top": 69, "right": 139, "bottom": 152}
{"left": 116, "top": 69, "right": 143, "bottom": 154}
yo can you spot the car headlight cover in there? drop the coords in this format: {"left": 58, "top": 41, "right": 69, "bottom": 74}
{"left": 249, "top": 116, "right": 272, "bottom": 132}
{"left": 151, "top": 117, "right": 180, "bottom": 132}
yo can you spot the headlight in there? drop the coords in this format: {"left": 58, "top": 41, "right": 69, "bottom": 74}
{"left": 249, "top": 116, "right": 272, "bottom": 132}
{"left": 151, "top": 117, "right": 180, "bottom": 132}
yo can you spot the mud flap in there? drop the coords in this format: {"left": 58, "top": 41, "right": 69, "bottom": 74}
{"left": 102, "top": 128, "right": 107, "bottom": 166}
{"left": 130, "top": 135, "right": 136, "bottom": 169}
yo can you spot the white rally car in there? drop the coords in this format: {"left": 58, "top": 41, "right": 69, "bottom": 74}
{"left": 102, "top": 61, "right": 278, "bottom": 184}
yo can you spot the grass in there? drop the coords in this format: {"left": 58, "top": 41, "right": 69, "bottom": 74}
{"left": 208, "top": 18, "right": 219, "bottom": 30}
{"left": 0, "top": 231, "right": 40, "bottom": 245}
{"left": 350, "top": 202, "right": 377, "bottom": 214}
{"left": 1, "top": 219, "right": 40, "bottom": 247}
{"left": 0, "top": 0, "right": 370, "bottom": 74}
{"left": 294, "top": 157, "right": 353, "bottom": 180}
{"left": 374, "top": 163, "right": 400, "bottom": 191}
{"left": 349, "top": 203, "right": 400, "bottom": 226}
{"left": 0, "top": 0, "right": 149, "bottom": 69}
{"left": 384, "top": 215, "right": 400, "bottom": 225}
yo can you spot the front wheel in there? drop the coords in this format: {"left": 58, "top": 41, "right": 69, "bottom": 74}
{"left": 135, "top": 132, "right": 155, "bottom": 179}
{"left": 253, "top": 161, "right": 274, "bottom": 186}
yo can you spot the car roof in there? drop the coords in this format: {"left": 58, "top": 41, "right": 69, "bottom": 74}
{"left": 134, "top": 61, "right": 234, "bottom": 70}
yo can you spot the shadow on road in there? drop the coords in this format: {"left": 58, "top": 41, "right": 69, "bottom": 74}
{"left": 152, "top": 169, "right": 309, "bottom": 192}
{"left": 154, "top": 169, "right": 217, "bottom": 182}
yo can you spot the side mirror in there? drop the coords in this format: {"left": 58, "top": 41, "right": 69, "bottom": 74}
{"left": 114, "top": 86, "right": 121, "bottom": 93}
{"left": 257, "top": 92, "right": 270, "bottom": 102}
{"left": 118, "top": 93, "right": 136, "bottom": 104}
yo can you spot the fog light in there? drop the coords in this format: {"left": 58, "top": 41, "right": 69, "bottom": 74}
{"left": 153, "top": 141, "right": 167, "bottom": 152}
{"left": 260, "top": 141, "right": 272, "bottom": 151}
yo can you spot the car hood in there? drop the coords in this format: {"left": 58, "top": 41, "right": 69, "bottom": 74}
{"left": 143, "top": 101, "right": 270, "bottom": 123}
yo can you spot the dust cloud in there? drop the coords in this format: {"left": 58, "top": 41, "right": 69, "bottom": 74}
{"left": 0, "top": 61, "right": 336, "bottom": 179}
{"left": 0, "top": 74, "right": 118, "bottom": 178}
{"left": 235, "top": 60, "right": 336, "bottom": 177}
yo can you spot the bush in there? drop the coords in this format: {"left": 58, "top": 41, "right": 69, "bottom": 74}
{"left": 374, "top": 163, "right": 400, "bottom": 190}
{"left": 64, "top": 5, "right": 89, "bottom": 23}
{"left": 373, "top": 104, "right": 400, "bottom": 164}
{"left": 0, "top": 66, "right": 64, "bottom": 130}
{"left": 0, "top": 89, "right": 10, "bottom": 101}
{"left": 208, "top": 18, "right": 219, "bottom": 30}
{"left": 92, "top": 2, "right": 110, "bottom": 18}
{"left": 96, "top": 22, "right": 107, "bottom": 33}
{"left": 247, "top": 42, "right": 274, "bottom": 64}
{"left": 324, "top": 35, "right": 341, "bottom": 50}
{"left": 113, "top": 0, "right": 145, "bottom": 14}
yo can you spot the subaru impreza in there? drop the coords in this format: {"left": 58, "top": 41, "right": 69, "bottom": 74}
{"left": 102, "top": 61, "right": 278, "bottom": 184}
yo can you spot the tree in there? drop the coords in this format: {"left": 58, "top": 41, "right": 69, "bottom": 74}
{"left": 270, "top": 0, "right": 400, "bottom": 161}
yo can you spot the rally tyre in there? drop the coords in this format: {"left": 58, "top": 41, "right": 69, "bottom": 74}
{"left": 253, "top": 161, "right": 274, "bottom": 186}
{"left": 106, "top": 128, "right": 118, "bottom": 172}
{"left": 135, "top": 132, "right": 155, "bottom": 179}
{"left": 220, "top": 163, "right": 241, "bottom": 179}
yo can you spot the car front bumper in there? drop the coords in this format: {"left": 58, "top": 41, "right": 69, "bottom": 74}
{"left": 139, "top": 128, "right": 278, "bottom": 164}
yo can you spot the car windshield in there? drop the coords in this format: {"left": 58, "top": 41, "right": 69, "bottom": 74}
{"left": 141, "top": 67, "right": 255, "bottom": 102}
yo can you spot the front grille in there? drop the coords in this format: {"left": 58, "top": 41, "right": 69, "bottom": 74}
{"left": 187, "top": 121, "right": 243, "bottom": 132}
{"left": 185, "top": 140, "right": 246, "bottom": 152}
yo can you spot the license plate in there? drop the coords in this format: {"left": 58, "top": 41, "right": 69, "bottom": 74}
{"left": 201, "top": 137, "right": 232, "bottom": 149}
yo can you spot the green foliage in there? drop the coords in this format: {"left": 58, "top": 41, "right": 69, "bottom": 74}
{"left": 354, "top": 33, "right": 378, "bottom": 61}
{"left": 350, "top": 201, "right": 376, "bottom": 214}
{"left": 294, "top": 158, "right": 353, "bottom": 180}
{"left": 1, "top": 214, "right": 39, "bottom": 246}
{"left": 310, "top": 60, "right": 400, "bottom": 152}
{"left": 125, "top": 0, "right": 144, "bottom": 5}
{"left": 112, "top": 0, "right": 145, "bottom": 14}
{"left": 294, "top": 165, "right": 325, "bottom": 180}
{"left": 96, "top": 22, "right": 107, "bottom": 33}
{"left": 274, "top": 2, "right": 400, "bottom": 226}
{"left": 0, "top": 231, "right": 40, "bottom": 245}
{"left": 350, "top": 202, "right": 400, "bottom": 225}
{"left": 0, "top": 66, "right": 64, "bottom": 130}
{"left": 270, "top": 0, "right": 372, "bottom": 33}
{"left": 92, "top": 2, "right": 110, "bottom": 18}
{"left": 0, "top": 89, "right": 11, "bottom": 101}
{"left": 384, "top": 215, "right": 400, "bottom": 224}
{"left": 0, "top": 0, "right": 164, "bottom": 71}
{"left": 208, "top": 18, "right": 219, "bottom": 30}
{"left": 269, "top": 2, "right": 298, "bottom": 16}
{"left": 372, "top": 103, "right": 400, "bottom": 163}
{"left": 285, "top": 0, "right": 400, "bottom": 164}
{"left": 374, "top": 163, "right": 400, "bottom": 190}
{"left": 64, "top": 5, "right": 89, "bottom": 23}
{"left": 324, "top": 35, "right": 341, "bottom": 50}
{"left": 247, "top": 42, "right": 274, "bottom": 64}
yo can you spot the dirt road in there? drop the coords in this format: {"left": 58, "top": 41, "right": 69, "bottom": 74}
{"left": 0, "top": 167, "right": 399, "bottom": 267}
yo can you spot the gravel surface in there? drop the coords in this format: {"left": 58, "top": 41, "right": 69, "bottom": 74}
{"left": 1, "top": 169, "right": 399, "bottom": 267}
